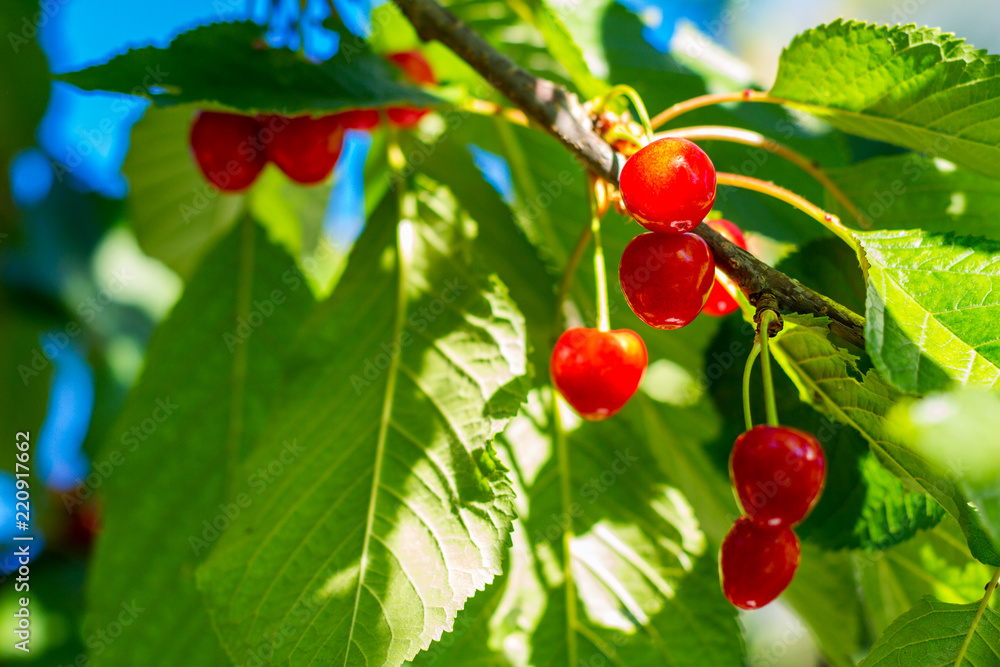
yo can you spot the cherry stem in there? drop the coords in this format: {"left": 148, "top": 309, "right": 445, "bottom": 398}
{"left": 742, "top": 340, "right": 761, "bottom": 432}
{"left": 461, "top": 98, "right": 530, "bottom": 127}
{"left": 650, "top": 89, "right": 777, "bottom": 130}
{"left": 593, "top": 85, "right": 654, "bottom": 141}
{"left": 758, "top": 310, "right": 780, "bottom": 427}
{"left": 658, "top": 126, "right": 870, "bottom": 229}
{"left": 954, "top": 566, "right": 1000, "bottom": 666}
{"left": 603, "top": 129, "right": 646, "bottom": 150}
{"left": 551, "top": 391, "right": 579, "bottom": 666}
{"left": 588, "top": 180, "right": 611, "bottom": 332}
{"left": 555, "top": 225, "right": 593, "bottom": 331}
{"left": 716, "top": 172, "right": 859, "bottom": 252}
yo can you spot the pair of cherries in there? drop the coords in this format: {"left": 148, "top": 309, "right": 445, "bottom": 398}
{"left": 189, "top": 50, "right": 436, "bottom": 192}
{"left": 721, "top": 425, "right": 826, "bottom": 609}
{"left": 619, "top": 136, "right": 748, "bottom": 327}
{"left": 190, "top": 109, "right": 377, "bottom": 190}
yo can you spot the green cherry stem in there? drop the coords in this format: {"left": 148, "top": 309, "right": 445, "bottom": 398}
{"left": 650, "top": 89, "right": 778, "bottom": 130}
{"left": 655, "top": 125, "right": 869, "bottom": 229}
{"left": 589, "top": 188, "right": 611, "bottom": 332}
{"left": 954, "top": 566, "right": 1000, "bottom": 667}
{"left": 555, "top": 225, "right": 592, "bottom": 330}
{"left": 603, "top": 129, "right": 647, "bottom": 150}
{"left": 742, "top": 340, "right": 762, "bottom": 432}
{"left": 758, "top": 310, "right": 780, "bottom": 427}
{"left": 716, "top": 172, "right": 860, "bottom": 252}
{"left": 593, "top": 84, "right": 654, "bottom": 141}
{"left": 551, "top": 391, "right": 580, "bottom": 665}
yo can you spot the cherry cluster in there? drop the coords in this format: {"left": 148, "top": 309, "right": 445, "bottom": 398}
{"left": 618, "top": 136, "right": 740, "bottom": 327}
{"left": 188, "top": 50, "right": 436, "bottom": 191}
{"left": 721, "top": 425, "right": 826, "bottom": 609}
{"left": 551, "top": 136, "right": 750, "bottom": 421}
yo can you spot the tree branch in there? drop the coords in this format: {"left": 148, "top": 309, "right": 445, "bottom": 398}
{"left": 392, "top": 0, "right": 866, "bottom": 348}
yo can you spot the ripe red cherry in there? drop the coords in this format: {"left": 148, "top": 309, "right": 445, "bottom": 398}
{"left": 619, "top": 137, "right": 717, "bottom": 233}
{"left": 730, "top": 425, "right": 826, "bottom": 528}
{"left": 720, "top": 517, "right": 800, "bottom": 610}
{"left": 264, "top": 114, "right": 345, "bottom": 184}
{"left": 386, "top": 50, "right": 436, "bottom": 128}
{"left": 387, "top": 50, "right": 437, "bottom": 85}
{"left": 387, "top": 107, "right": 428, "bottom": 128}
{"left": 550, "top": 327, "right": 647, "bottom": 420}
{"left": 189, "top": 111, "right": 267, "bottom": 191}
{"left": 702, "top": 219, "right": 748, "bottom": 317}
{"left": 619, "top": 232, "right": 715, "bottom": 329}
{"left": 335, "top": 109, "right": 380, "bottom": 131}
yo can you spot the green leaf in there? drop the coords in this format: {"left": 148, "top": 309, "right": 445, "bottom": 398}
{"left": 0, "top": 0, "right": 49, "bottom": 218}
{"left": 771, "top": 20, "right": 1000, "bottom": 179}
{"left": 860, "top": 229, "right": 1000, "bottom": 394}
{"left": 196, "top": 176, "right": 530, "bottom": 667}
{"left": 121, "top": 104, "right": 340, "bottom": 280}
{"left": 121, "top": 105, "right": 246, "bottom": 278}
{"left": 782, "top": 545, "right": 869, "bottom": 667}
{"left": 512, "top": 0, "right": 608, "bottom": 98}
{"left": 511, "top": 394, "right": 744, "bottom": 666}
{"left": 441, "top": 0, "right": 578, "bottom": 92}
{"left": 409, "top": 390, "right": 744, "bottom": 666}
{"left": 859, "top": 594, "right": 1000, "bottom": 666}
{"left": 601, "top": 3, "right": 706, "bottom": 115}
{"left": 624, "top": 396, "right": 737, "bottom": 544}
{"left": 770, "top": 314, "right": 1000, "bottom": 565}
{"left": 405, "top": 568, "right": 514, "bottom": 666}
{"left": 247, "top": 168, "right": 328, "bottom": 260}
{"left": 858, "top": 518, "right": 996, "bottom": 637}
{"left": 800, "top": 446, "right": 945, "bottom": 552}
{"left": 827, "top": 155, "right": 1000, "bottom": 240}
{"left": 82, "top": 218, "right": 315, "bottom": 667}
{"left": 0, "top": 288, "right": 57, "bottom": 468}
{"left": 59, "top": 21, "right": 437, "bottom": 113}
{"left": 403, "top": 122, "right": 558, "bottom": 381}
{"left": 891, "top": 388, "right": 1000, "bottom": 552}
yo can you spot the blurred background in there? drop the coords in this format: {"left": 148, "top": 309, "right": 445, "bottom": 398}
{"left": 2, "top": 0, "right": 997, "bottom": 664}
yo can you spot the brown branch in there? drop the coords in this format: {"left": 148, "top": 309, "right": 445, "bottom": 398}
{"left": 392, "top": 0, "right": 866, "bottom": 348}
{"left": 698, "top": 224, "right": 865, "bottom": 346}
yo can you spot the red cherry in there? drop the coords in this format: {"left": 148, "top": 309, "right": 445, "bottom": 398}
{"left": 619, "top": 137, "right": 717, "bottom": 233}
{"left": 387, "top": 50, "right": 437, "bottom": 85}
{"left": 189, "top": 111, "right": 267, "bottom": 191}
{"left": 65, "top": 499, "right": 101, "bottom": 550}
{"left": 550, "top": 327, "right": 647, "bottom": 420}
{"left": 730, "top": 425, "right": 826, "bottom": 528}
{"left": 265, "top": 114, "right": 345, "bottom": 184}
{"left": 702, "top": 219, "right": 748, "bottom": 317}
{"left": 618, "top": 232, "right": 715, "bottom": 330}
{"left": 720, "top": 517, "right": 800, "bottom": 610}
{"left": 386, "top": 50, "right": 436, "bottom": 128}
{"left": 387, "top": 107, "right": 428, "bottom": 128}
{"left": 335, "top": 109, "right": 380, "bottom": 131}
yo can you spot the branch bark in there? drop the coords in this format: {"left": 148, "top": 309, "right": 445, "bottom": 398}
{"left": 392, "top": 0, "right": 866, "bottom": 348}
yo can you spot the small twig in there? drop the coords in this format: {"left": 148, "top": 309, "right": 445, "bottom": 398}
{"left": 716, "top": 172, "right": 859, "bottom": 251}
{"left": 650, "top": 89, "right": 777, "bottom": 129}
